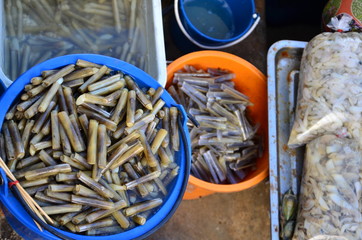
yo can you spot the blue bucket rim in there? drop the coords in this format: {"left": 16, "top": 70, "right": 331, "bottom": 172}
{"left": 178, "top": 0, "right": 256, "bottom": 43}
{"left": 0, "top": 53, "right": 191, "bottom": 240}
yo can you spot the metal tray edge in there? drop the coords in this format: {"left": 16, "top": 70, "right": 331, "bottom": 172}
{"left": 267, "top": 40, "right": 307, "bottom": 240}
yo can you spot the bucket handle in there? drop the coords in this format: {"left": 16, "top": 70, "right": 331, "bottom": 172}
{"left": 174, "top": 0, "right": 260, "bottom": 49}
{"left": 0, "top": 68, "right": 13, "bottom": 88}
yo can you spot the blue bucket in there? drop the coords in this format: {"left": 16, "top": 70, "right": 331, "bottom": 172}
{"left": 0, "top": 54, "right": 191, "bottom": 240}
{"left": 174, "top": 0, "right": 260, "bottom": 49}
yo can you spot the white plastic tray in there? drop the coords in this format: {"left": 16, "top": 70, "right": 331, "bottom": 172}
{"left": 0, "top": 0, "right": 166, "bottom": 87}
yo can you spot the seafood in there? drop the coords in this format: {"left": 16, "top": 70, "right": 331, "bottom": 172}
{"left": 282, "top": 189, "right": 297, "bottom": 222}
{"left": 288, "top": 32, "right": 362, "bottom": 147}
{"left": 42, "top": 204, "right": 82, "bottom": 215}
{"left": 293, "top": 135, "right": 362, "bottom": 240}
{"left": 168, "top": 65, "right": 262, "bottom": 184}
{"left": 280, "top": 189, "right": 297, "bottom": 240}
{"left": 1, "top": 60, "right": 181, "bottom": 236}
{"left": 4, "top": 0, "right": 147, "bottom": 80}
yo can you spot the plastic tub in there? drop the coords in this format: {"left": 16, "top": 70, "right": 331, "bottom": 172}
{"left": 0, "top": 54, "right": 191, "bottom": 240}
{"left": 166, "top": 51, "right": 268, "bottom": 199}
{"left": 0, "top": 0, "right": 166, "bottom": 87}
{"left": 174, "top": 0, "right": 260, "bottom": 49}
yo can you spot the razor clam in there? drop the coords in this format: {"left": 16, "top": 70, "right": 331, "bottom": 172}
{"left": 4, "top": 0, "right": 148, "bottom": 81}
{"left": 167, "top": 64, "right": 261, "bottom": 184}
{"left": 2, "top": 59, "right": 181, "bottom": 236}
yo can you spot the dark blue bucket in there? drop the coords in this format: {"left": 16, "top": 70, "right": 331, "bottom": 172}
{"left": 0, "top": 54, "right": 191, "bottom": 240}
{"left": 175, "top": 0, "right": 260, "bottom": 49}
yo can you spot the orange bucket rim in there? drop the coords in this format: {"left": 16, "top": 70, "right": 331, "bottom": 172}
{"left": 167, "top": 50, "right": 265, "bottom": 82}
{"left": 188, "top": 168, "right": 269, "bottom": 193}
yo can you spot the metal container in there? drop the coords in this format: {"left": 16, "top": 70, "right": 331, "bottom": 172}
{"left": 267, "top": 40, "right": 307, "bottom": 240}
{"left": 0, "top": 0, "right": 166, "bottom": 87}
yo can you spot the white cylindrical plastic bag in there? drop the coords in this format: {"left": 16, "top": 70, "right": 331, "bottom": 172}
{"left": 288, "top": 32, "right": 362, "bottom": 148}
{"left": 293, "top": 135, "right": 362, "bottom": 240}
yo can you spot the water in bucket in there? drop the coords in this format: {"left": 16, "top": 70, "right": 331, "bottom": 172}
{"left": 183, "top": 0, "right": 235, "bottom": 40}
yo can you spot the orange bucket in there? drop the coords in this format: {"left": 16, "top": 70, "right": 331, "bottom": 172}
{"left": 167, "top": 51, "right": 269, "bottom": 199}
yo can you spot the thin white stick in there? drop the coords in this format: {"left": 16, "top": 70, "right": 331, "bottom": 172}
{"left": 0, "top": 158, "right": 54, "bottom": 225}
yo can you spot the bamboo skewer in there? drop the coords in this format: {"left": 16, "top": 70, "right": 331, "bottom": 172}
{"left": 0, "top": 157, "right": 54, "bottom": 229}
